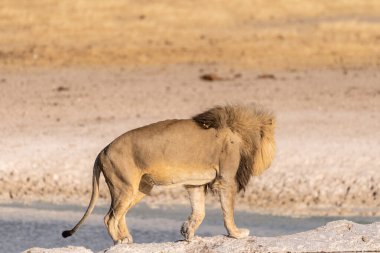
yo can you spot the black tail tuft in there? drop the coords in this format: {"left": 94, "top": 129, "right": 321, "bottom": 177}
{"left": 62, "top": 230, "right": 73, "bottom": 238}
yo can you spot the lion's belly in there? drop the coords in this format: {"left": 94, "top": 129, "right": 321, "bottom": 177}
{"left": 146, "top": 165, "right": 218, "bottom": 187}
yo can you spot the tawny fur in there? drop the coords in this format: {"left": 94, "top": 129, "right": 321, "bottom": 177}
{"left": 62, "top": 104, "right": 276, "bottom": 244}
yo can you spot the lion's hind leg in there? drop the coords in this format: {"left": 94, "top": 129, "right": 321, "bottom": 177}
{"left": 116, "top": 191, "right": 146, "bottom": 244}
{"left": 181, "top": 185, "right": 206, "bottom": 241}
{"left": 104, "top": 185, "right": 147, "bottom": 245}
{"left": 101, "top": 148, "right": 148, "bottom": 245}
{"left": 104, "top": 188, "right": 134, "bottom": 245}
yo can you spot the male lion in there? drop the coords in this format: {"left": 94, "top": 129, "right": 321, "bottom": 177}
{"left": 62, "top": 105, "right": 275, "bottom": 244}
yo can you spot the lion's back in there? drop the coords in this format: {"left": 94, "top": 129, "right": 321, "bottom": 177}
{"left": 108, "top": 119, "right": 225, "bottom": 171}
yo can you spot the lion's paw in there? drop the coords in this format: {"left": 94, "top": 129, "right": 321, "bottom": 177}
{"left": 229, "top": 228, "right": 250, "bottom": 239}
{"left": 181, "top": 221, "right": 194, "bottom": 241}
{"left": 114, "top": 236, "right": 133, "bottom": 245}
{"left": 121, "top": 236, "right": 133, "bottom": 244}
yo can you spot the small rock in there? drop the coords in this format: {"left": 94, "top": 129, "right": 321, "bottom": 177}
{"left": 234, "top": 73, "right": 242, "bottom": 78}
{"left": 56, "top": 86, "right": 69, "bottom": 92}
{"left": 200, "top": 73, "right": 224, "bottom": 81}
{"left": 200, "top": 73, "right": 241, "bottom": 82}
{"left": 257, "top": 74, "right": 276, "bottom": 80}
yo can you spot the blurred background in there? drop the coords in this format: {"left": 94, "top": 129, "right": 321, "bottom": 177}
{"left": 1, "top": 0, "right": 380, "bottom": 69}
{"left": 0, "top": 0, "right": 379, "bottom": 251}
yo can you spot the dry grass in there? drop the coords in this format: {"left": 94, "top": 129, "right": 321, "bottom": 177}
{"left": 1, "top": 0, "right": 380, "bottom": 70}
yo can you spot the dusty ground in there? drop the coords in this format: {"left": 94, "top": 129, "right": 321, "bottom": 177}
{"left": 0, "top": 67, "right": 379, "bottom": 216}
{"left": 25, "top": 220, "right": 380, "bottom": 252}
{"left": 0, "top": 1, "right": 379, "bottom": 216}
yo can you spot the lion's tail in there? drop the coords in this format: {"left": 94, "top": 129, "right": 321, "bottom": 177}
{"left": 62, "top": 155, "right": 102, "bottom": 238}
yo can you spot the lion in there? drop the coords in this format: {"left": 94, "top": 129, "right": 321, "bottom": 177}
{"left": 62, "top": 104, "right": 275, "bottom": 244}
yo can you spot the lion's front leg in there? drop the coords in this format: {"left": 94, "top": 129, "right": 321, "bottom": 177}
{"left": 181, "top": 185, "right": 206, "bottom": 241}
{"left": 218, "top": 180, "right": 249, "bottom": 239}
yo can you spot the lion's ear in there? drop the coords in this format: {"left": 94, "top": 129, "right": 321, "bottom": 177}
{"left": 192, "top": 109, "right": 221, "bottom": 129}
{"left": 202, "top": 122, "right": 210, "bottom": 129}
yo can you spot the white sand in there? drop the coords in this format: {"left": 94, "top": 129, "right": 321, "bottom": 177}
{"left": 24, "top": 220, "right": 380, "bottom": 253}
